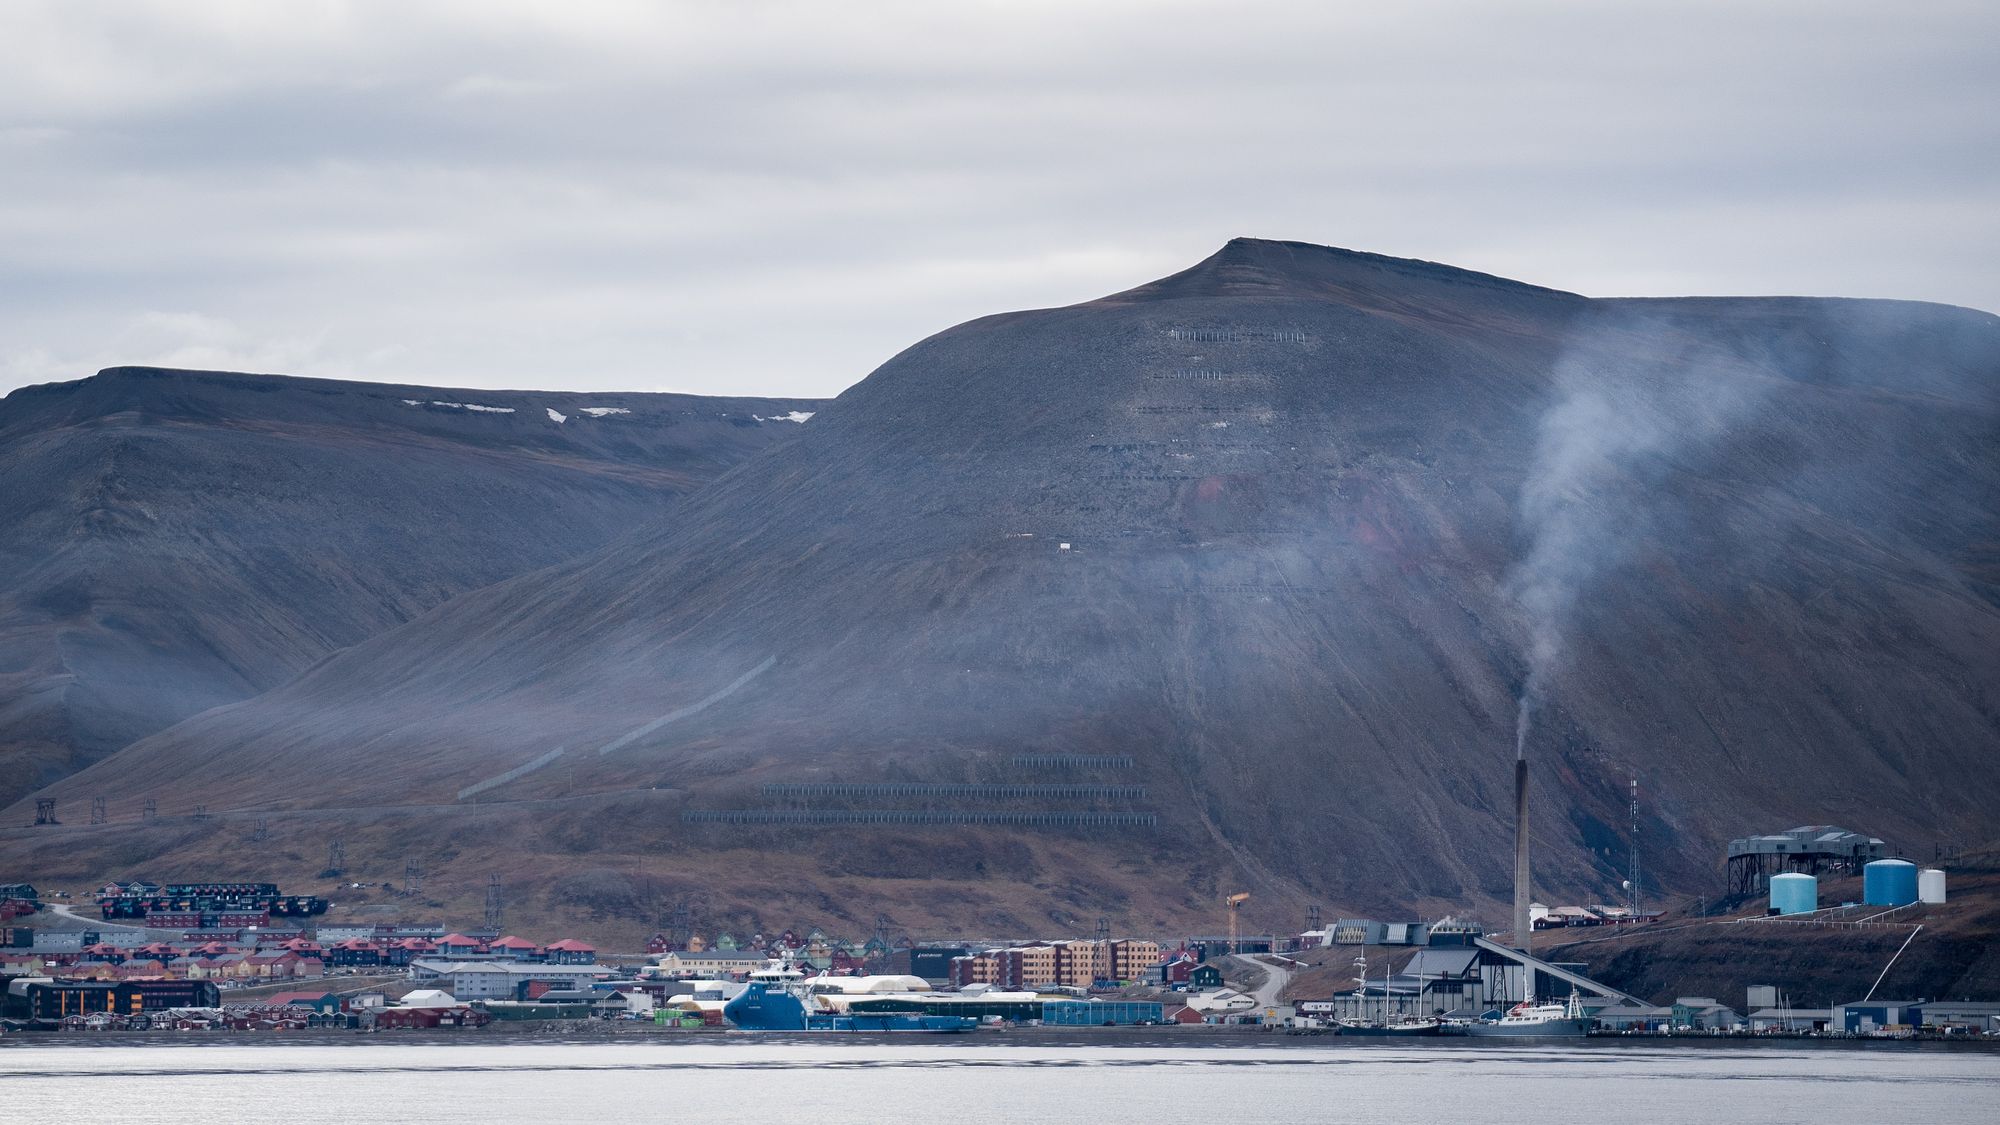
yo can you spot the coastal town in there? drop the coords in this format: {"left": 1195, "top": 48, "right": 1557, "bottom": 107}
{"left": 6, "top": 835, "right": 1998, "bottom": 1040}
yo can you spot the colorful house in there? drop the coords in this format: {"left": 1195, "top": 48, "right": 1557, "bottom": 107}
{"left": 1186, "top": 963, "right": 1224, "bottom": 990}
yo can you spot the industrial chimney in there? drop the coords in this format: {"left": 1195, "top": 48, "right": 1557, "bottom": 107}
{"left": 1513, "top": 747, "right": 1531, "bottom": 956}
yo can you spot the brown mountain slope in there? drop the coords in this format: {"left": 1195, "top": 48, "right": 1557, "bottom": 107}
{"left": 7, "top": 241, "right": 1997, "bottom": 943}
{"left": 0, "top": 366, "right": 823, "bottom": 804}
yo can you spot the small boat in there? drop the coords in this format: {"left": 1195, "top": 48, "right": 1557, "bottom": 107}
{"left": 1461, "top": 991, "right": 1591, "bottom": 1038}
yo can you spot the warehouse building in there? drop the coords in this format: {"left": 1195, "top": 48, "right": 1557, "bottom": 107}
{"left": 1747, "top": 1007, "right": 1832, "bottom": 1032}
{"left": 1835, "top": 1000, "right": 1925, "bottom": 1033}
{"left": 908, "top": 946, "right": 970, "bottom": 983}
{"left": 1916, "top": 1002, "right": 2000, "bottom": 1034}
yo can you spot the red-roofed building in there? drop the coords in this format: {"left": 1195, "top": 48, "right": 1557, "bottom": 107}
{"left": 382, "top": 938, "right": 436, "bottom": 966}
{"left": 437, "top": 933, "right": 485, "bottom": 957}
{"left": 488, "top": 935, "right": 540, "bottom": 960}
{"left": 266, "top": 991, "right": 343, "bottom": 1013}
{"left": 329, "top": 939, "right": 383, "bottom": 967}
{"left": 240, "top": 952, "right": 325, "bottom": 980}
{"left": 543, "top": 939, "right": 597, "bottom": 965}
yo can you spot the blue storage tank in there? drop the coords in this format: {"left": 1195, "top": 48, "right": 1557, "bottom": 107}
{"left": 1769, "top": 872, "right": 1817, "bottom": 915}
{"left": 1863, "top": 859, "right": 1918, "bottom": 906}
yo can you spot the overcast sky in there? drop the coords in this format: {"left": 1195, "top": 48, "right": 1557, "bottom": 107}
{"left": 3, "top": 1, "right": 1995, "bottom": 400}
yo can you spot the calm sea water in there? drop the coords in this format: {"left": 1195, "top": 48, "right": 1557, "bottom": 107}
{"left": 3, "top": 1039, "right": 1996, "bottom": 1124}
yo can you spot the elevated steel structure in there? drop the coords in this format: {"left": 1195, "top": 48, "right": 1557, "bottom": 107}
{"left": 1727, "top": 826, "right": 1887, "bottom": 895}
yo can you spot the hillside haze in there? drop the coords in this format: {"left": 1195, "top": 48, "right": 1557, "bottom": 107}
{"left": 0, "top": 366, "right": 822, "bottom": 804}
{"left": 9, "top": 241, "right": 1998, "bottom": 939}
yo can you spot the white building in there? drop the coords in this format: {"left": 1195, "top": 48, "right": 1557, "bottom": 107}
{"left": 1184, "top": 988, "right": 1257, "bottom": 1014}
{"left": 397, "top": 989, "right": 460, "bottom": 1008}
{"left": 408, "top": 959, "right": 611, "bottom": 1000}
{"left": 652, "top": 952, "right": 767, "bottom": 978}
{"left": 597, "top": 990, "right": 655, "bottom": 1017}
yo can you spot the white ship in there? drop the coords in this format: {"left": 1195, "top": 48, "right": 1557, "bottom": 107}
{"left": 1460, "top": 991, "right": 1592, "bottom": 1037}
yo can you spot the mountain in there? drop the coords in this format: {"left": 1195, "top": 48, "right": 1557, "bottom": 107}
{"left": 7, "top": 241, "right": 1997, "bottom": 942}
{"left": 0, "top": 366, "right": 823, "bottom": 805}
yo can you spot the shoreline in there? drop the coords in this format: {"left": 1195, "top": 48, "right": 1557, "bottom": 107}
{"left": 6, "top": 1025, "right": 1996, "bottom": 1051}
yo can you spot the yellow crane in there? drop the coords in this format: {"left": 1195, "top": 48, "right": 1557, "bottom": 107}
{"left": 1226, "top": 892, "right": 1250, "bottom": 954}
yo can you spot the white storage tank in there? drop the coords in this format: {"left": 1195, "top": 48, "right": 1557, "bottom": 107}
{"left": 1918, "top": 868, "right": 1947, "bottom": 905}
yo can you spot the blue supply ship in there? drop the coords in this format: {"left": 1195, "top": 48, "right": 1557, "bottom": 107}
{"left": 721, "top": 962, "right": 978, "bottom": 1032}
{"left": 723, "top": 981, "right": 978, "bottom": 1032}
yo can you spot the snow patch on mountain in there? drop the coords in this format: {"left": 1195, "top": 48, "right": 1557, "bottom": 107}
{"left": 402, "top": 399, "right": 516, "bottom": 414}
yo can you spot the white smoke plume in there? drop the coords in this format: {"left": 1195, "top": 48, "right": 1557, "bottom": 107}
{"left": 1506, "top": 310, "right": 1777, "bottom": 756}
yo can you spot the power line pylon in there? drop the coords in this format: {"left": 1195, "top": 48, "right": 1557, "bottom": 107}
{"left": 321, "top": 839, "right": 346, "bottom": 879}
{"left": 484, "top": 875, "right": 504, "bottom": 931}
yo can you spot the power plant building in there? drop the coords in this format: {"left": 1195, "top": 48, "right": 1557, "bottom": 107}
{"left": 1726, "top": 826, "right": 1887, "bottom": 895}
{"left": 1320, "top": 935, "right": 1641, "bottom": 1023}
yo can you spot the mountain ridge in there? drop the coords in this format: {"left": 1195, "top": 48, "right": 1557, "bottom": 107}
{"left": 6, "top": 241, "right": 1997, "bottom": 941}
{"left": 0, "top": 366, "right": 826, "bottom": 805}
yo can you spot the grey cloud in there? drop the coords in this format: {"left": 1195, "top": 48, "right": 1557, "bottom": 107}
{"left": 2, "top": 1, "right": 1996, "bottom": 398}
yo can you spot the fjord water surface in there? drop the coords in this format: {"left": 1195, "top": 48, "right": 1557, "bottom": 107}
{"left": 3, "top": 1041, "right": 1996, "bottom": 1124}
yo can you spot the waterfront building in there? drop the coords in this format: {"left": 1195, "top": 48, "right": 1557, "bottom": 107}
{"left": 1041, "top": 999, "right": 1165, "bottom": 1025}
{"left": 7, "top": 978, "right": 221, "bottom": 1019}
{"left": 1917, "top": 1002, "right": 2000, "bottom": 1034}
{"left": 1747, "top": 1007, "right": 1832, "bottom": 1032}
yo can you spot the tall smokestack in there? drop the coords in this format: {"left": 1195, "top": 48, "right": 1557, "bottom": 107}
{"left": 1513, "top": 749, "right": 1531, "bottom": 957}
